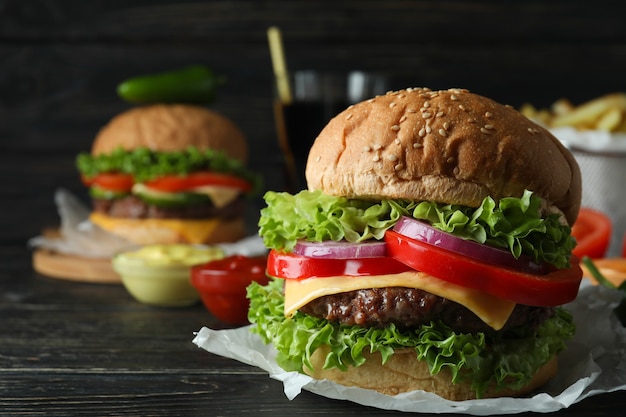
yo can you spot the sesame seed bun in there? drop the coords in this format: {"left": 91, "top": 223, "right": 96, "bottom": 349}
{"left": 91, "top": 104, "right": 248, "bottom": 163}
{"left": 305, "top": 88, "right": 581, "bottom": 225}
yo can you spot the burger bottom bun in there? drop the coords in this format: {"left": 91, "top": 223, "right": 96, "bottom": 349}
{"left": 90, "top": 213, "right": 246, "bottom": 245}
{"left": 305, "top": 345, "right": 558, "bottom": 401}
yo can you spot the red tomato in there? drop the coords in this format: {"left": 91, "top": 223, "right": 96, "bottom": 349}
{"left": 384, "top": 230, "right": 583, "bottom": 307}
{"left": 622, "top": 232, "right": 626, "bottom": 258}
{"left": 81, "top": 173, "right": 134, "bottom": 192}
{"left": 571, "top": 208, "right": 612, "bottom": 259}
{"left": 191, "top": 255, "right": 269, "bottom": 325}
{"left": 266, "top": 249, "right": 413, "bottom": 279}
{"left": 143, "top": 171, "right": 252, "bottom": 193}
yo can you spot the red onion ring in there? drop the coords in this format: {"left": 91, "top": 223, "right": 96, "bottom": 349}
{"left": 393, "top": 216, "right": 549, "bottom": 274}
{"left": 293, "top": 240, "right": 387, "bottom": 259}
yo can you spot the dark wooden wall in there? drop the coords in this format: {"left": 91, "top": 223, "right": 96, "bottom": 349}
{"left": 3, "top": 0, "right": 626, "bottom": 245}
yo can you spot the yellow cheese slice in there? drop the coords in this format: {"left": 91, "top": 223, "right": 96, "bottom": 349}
{"left": 190, "top": 185, "right": 240, "bottom": 209}
{"left": 284, "top": 271, "right": 516, "bottom": 331}
{"left": 90, "top": 212, "right": 220, "bottom": 244}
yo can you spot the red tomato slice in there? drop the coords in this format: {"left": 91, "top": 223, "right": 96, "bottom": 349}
{"left": 572, "top": 208, "right": 612, "bottom": 259}
{"left": 143, "top": 171, "right": 252, "bottom": 193}
{"left": 384, "top": 230, "right": 582, "bottom": 307}
{"left": 267, "top": 249, "right": 413, "bottom": 279}
{"left": 81, "top": 173, "right": 134, "bottom": 192}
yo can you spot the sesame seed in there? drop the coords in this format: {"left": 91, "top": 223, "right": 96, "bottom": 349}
{"left": 425, "top": 125, "right": 432, "bottom": 133}
{"left": 407, "top": 108, "right": 417, "bottom": 113}
{"left": 413, "top": 142, "right": 423, "bottom": 149}
{"left": 418, "top": 128, "right": 426, "bottom": 137}
{"left": 436, "top": 111, "right": 444, "bottom": 117}
{"left": 398, "top": 94, "right": 406, "bottom": 98}
{"left": 453, "top": 166, "right": 460, "bottom": 176}
{"left": 367, "top": 99, "right": 375, "bottom": 103}
{"left": 391, "top": 125, "right": 400, "bottom": 131}
{"left": 459, "top": 104, "right": 466, "bottom": 111}
{"left": 373, "top": 144, "right": 383, "bottom": 150}
{"left": 395, "top": 139, "right": 401, "bottom": 145}
{"left": 480, "top": 127, "right": 491, "bottom": 134}
{"left": 346, "top": 114, "right": 353, "bottom": 120}
{"left": 394, "top": 163, "right": 404, "bottom": 171}
{"left": 422, "top": 112, "right": 432, "bottom": 119}
{"left": 443, "top": 122, "right": 450, "bottom": 130}
{"left": 399, "top": 115, "right": 407, "bottom": 123}
{"left": 423, "top": 101, "right": 431, "bottom": 108}
{"left": 388, "top": 154, "right": 398, "bottom": 162}
{"left": 363, "top": 145, "right": 372, "bottom": 152}
{"left": 389, "top": 102, "right": 397, "bottom": 108}
{"left": 372, "top": 155, "right": 380, "bottom": 162}
{"left": 450, "top": 94, "right": 458, "bottom": 101}
{"left": 447, "top": 156, "right": 455, "bottom": 163}
{"left": 316, "top": 156, "right": 321, "bottom": 162}
{"left": 484, "top": 124, "right": 494, "bottom": 130}
{"left": 438, "top": 128, "right": 448, "bottom": 137}
{"left": 485, "top": 112, "right": 493, "bottom": 118}
{"left": 430, "top": 93, "right": 439, "bottom": 98}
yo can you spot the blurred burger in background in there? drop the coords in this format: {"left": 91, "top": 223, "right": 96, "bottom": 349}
{"left": 76, "top": 104, "right": 260, "bottom": 245}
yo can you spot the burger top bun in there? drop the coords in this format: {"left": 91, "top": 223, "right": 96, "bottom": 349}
{"left": 91, "top": 104, "right": 248, "bottom": 163}
{"left": 306, "top": 88, "right": 582, "bottom": 225}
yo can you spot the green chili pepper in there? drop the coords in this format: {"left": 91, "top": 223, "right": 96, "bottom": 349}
{"left": 582, "top": 256, "right": 626, "bottom": 325}
{"left": 116, "top": 65, "right": 224, "bottom": 104}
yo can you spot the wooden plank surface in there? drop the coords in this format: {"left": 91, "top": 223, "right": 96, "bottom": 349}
{"left": 2, "top": 2, "right": 626, "bottom": 415}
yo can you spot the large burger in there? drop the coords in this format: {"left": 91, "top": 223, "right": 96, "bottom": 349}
{"left": 248, "top": 88, "right": 583, "bottom": 400}
{"left": 76, "top": 104, "right": 259, "bottom": 245}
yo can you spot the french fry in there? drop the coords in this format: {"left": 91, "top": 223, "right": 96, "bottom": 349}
{"left": 550, "top": 93, "right": 626, "bottom": 128}
{"left": 521, "top": 92, "right": 626, "bottom": 132}
{"left": 551, "top": 98, "right": 574, "bottom": 116}
{"left": 520, "top": 103, "right": 552, "bottom": 125}
{"left": 595, "top": 107, "right": 624, "bottom": 131}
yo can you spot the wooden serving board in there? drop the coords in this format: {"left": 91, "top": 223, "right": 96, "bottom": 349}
{"left": 32, "top": 249, "right": 121, "bottom": 284}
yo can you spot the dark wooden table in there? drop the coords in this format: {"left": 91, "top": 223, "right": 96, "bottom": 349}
{"left": 1, "top": 243, "right": 626, "bottom": 416}
{"left": 3, "top": 1, "right": 626, "bottom": 415}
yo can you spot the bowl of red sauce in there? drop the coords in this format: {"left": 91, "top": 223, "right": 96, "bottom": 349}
{"left": 191, "top": 254, "right": 269, "bottom": 325}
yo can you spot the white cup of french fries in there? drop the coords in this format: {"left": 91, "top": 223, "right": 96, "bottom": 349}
{"left": 522, "top": 93, "right": 626, "bottom": 257}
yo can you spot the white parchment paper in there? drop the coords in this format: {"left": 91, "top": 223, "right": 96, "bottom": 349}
{"left": 28, "top": 188, "right": 132, "bottom": 258}
{"left": 193, "top": 282, "right": 626, "bottom": 414}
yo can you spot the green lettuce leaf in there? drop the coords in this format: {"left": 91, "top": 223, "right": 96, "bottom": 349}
{"left": 247, "top": 279, "right": 575, "bottom": 398}
{"left": 258, "top": 190, "right": 417, "bottom": 252}
{"left": 76, "top": 146, "right": 262, "bottom": 194}
{"left": 258, "top": 190, "right": 575, "bottom": 268}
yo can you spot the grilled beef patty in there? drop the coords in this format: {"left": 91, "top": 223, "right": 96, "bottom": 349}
{"left": 299, "top": 287, "right": 555, "bottom": 334}
{"left": 92, "top": 195, "right": 245, "bottom": 220}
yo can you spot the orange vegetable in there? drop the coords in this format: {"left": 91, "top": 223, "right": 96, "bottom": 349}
{"left": 582, "top": 257, "right": 626, "bottom": 288}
